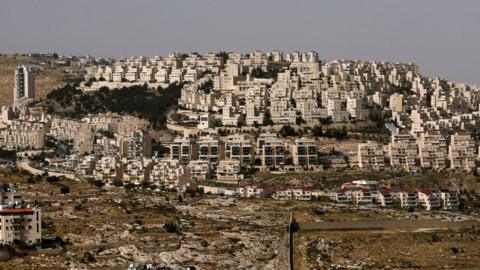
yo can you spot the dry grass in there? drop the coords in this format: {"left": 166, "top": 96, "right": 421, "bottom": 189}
{"left": 294, "top": 229, "right": 480, "bottom": 269}
{"left": 0, "top": 169, "right": 290, "bottom": 269}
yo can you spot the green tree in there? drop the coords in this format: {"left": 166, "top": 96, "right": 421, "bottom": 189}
{"left": 319, "top": 117, "right": 333, "bottom": 125}
{"left": 312, "top": 125, "right": 323, "bottom": 137}
{"left": 280, "top": 125, "right": 297, "bottom": 137}
{"left": 163, "top": 221, "right": 177, "bottom": 233}
{"left": 60, "top": 186, "right": 70, "bottom": 194}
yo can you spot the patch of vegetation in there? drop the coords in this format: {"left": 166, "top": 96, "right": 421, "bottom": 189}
{"left": 280, "top": 125, "right": 297, "bottom": 137}
{"left": 216, "top": 51, "right": 229, "bottom": 63}
{"left": 46, "top": 176, "right": 60, "bottom": 184}
{"left": 88, "top": 179, "right": 105, "bottom": 188}
{"left": 0, "top": 149, "right": 17, "bottom": 161}
{"left": 163, "top": 221, "right": 178, "bottom": 233}
{"left": 200, "top": 79, "right": 214, "bottom": 94}
{"left": 311, "top": 125, "right": 348, "bottom": 139}
{"left": 60, "top": 185, "right": 70, "bottom": 194}
{"left": 44, "top": 83, "right": 183, "bottom": 128}
{"left": 250, "top": 66, "right": 282, "bottom": 80}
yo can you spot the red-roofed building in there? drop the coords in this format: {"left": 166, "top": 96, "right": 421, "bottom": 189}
{"left": 349, "top": 188, "right": 373, "bottom": 205}
{"left": 0, "top": 206, "right": 41, "bottom": 245}
{"left": 329, "top": 188, "right": 349, "bottom": 204}
{"left": 418, "top": 189, "right": 441, "bottom": 210}
{"left": 438, "top": 191, "right": 459, "bottom": 210}
{"left": 272, "top": 186, "right": 312, "bottom": 201}
{"left": 0, "top": 188, "right": 41, "bottom": 246}
{"left": 237, "top": 183, "right": 272, "bottom": 198}
{"left": 330, "top": 187, "right": 373, "bottom": 205}
{"left": 393, "top": 190, "right": 418, "bottom": 208}
{"left": 372, "top": 188, "right": 394, "bottom": 207}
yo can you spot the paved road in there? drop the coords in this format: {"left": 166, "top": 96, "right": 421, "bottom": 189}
{"left": 299, "top": 219, "right": 480, "bottom": 231}
{"left": 17, "top": 160, "right": 78, "bottom": 180}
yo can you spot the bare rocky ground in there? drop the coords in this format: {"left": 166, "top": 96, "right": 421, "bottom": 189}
{"left": 295, "top": 229, "right": 480, "bottom": 270}
{"left": 0, "top": 169, "right": 289, "bottom": 270}
{"left": 292, "top": 204, "right": 480, "bottom": 270}
{"left": 1, "top": 168, "right": 479, "bottom": 269}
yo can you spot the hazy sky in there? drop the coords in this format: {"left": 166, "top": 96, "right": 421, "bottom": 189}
{"left": 1, "top": 0, "right": 479, "bottom": 84}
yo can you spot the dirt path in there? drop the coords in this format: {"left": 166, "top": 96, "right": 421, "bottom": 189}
{"left": 299, "top": 219, "right": 480, "bottom": 231}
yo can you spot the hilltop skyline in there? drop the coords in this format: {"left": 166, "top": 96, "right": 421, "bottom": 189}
{"left": 1, "top": 0, "right": 480, "bottom": 84}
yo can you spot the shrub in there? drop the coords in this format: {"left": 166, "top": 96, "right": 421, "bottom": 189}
{"left": 60, "top": 186, "right": 70, "bottom": 194}
{"left": 280, "top": 125, "right": 297, "bottom": 137}
{"left": 163, "top": 221, "right": 177, "bottom": 233}
{"left": 46, "top": 176, "right": 60, "bottom": 183}
{"left": 201, "top": 240, "right": 209, "bottom": 248}
{"left": 430, "top": 233, "right": 442, "bottom": 242}
{"left": 88, "top": 179, "right": 104, "bottom": 188}
{"left": 112, "top": 179, "right": 124, "bottom": 187}
{"left": 313, "top": 208, "right": 326, "bottom": 216}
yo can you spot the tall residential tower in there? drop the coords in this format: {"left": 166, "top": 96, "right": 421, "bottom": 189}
{"left": 14, "top": 65, "right": 35, "bottom": 105}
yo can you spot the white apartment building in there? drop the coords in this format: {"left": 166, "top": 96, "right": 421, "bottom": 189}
{"left": 348, "top": 189, "right": 373, "bottom": 205}
{"left": 256, "top": 133, "right": 286, "bottom": 169}
{"left": 222, "top": 106, "right": 240, "bottom": 126}
{"left": 197, "top": 135, "right": 224, "bottom": 164}
{"left": 14, "top": 65, "right": 35, "bottom": 105}
{"left": 393, "top": 191, "right": 418, "bottom": 208}
{"left": 0, "top": 207, "right": 41, "bottom": 246}
{"left": 418, "top": 131, "right": 447, "bottom": 170}
{"left": 346, "top": 97, "right": 368, "bottom": 120}
{"left": 197, "top": 113, "right": 214, "bottom": 131}
{"left": 224, "top": 134, "right": 252, "bottom": 167}
{"left": 291, "top": 138, "right": 318, "bottom": 168}
{"left": 237, "top": 183, "right": 271, "bottom": 198}
{"left": 389, "top": 93, "right": 404, "bottom": 112}
{"left": 93, "top": 156, "right": 121, "bottom": 182}
{"left": 169, "top": 69, "right": 184, "bottom": 83}
{"left": 150, "top": 159, "right": 184, "bottom": 188}
{"left": 125, "top": 66, "right": 140, "bottom": 82}
{"left": 154, "top": 68, "right": 170, "bottom": 83}
{"left": 0, "top": 190, "right": 41, "bottom": 246}
{"left": 417, "top": 189, "right": 441, "bottom": 211}
{"left": 438, "top": 191, "right": 459, "bottom": 210}
{"left": 75, "top": 155, "right": 97, "bottom": 175}
{"left": 373, "top": 189, "right": 394, "bottom": 207}
{"left": 0, "top": 121, "right": 45, "bottom": 150}
{"left": 139, "top": 66, "right": 156, "bottom": 82}
{"left": 187, "top": 160, "right": 210, "bottom": 181}
{"left": 448, "top": 132, "right": 476, "bottom": 172}
{"left": 168, "top": 137, "right": 198, "bottom": 164}
{"left": 388, "top": 130, "right": 418, "bottom": 171}
{"left": 216, "top": 160, "right": 243, "bottom": 183}
{"left": 270, "top": 97, "right": 296, "bottom": 125}
{"left": 245, "top": 101, "right": 265, "bottom": 126}
{"left": 118, "top": 131, "right": 152, "bottom": 159}
{"left": 273, "top": 186, "right": 312, "bottom": 201}
{"left": 358, "top": 141, "right": 385, "bottom": 170}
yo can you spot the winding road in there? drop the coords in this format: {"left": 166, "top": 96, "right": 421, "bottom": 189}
{"left": 17, "top": 159, "right": 78, "bottom": 180}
